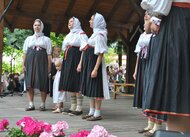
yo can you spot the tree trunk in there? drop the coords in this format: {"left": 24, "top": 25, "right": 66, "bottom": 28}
{"left": 118, "top": 54, "right": 122, "bottom": 67}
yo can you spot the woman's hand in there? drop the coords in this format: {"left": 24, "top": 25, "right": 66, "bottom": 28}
{"left": 77, "top": 62, "right": 82, "bottom": 72}
{"left": 133, "top": 71, "right": 137, "bottom": 80}
{"left": 91, "top": 69, "right": 97, "bottom": 78}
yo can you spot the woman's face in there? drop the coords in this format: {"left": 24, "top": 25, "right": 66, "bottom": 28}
{"left": 33, "top": 21, "right": 41, "bottom": 33}
{"left": 89, "top": 15, "right": 94, "bottom": 28}
{"left": 68, "top": 18, "right": 74, "bottom": 29}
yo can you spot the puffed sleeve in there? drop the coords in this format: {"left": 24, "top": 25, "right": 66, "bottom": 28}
{"left": 23, "top": 37, "right": 29, "bottom": 54}
{"left": 94, "top": 34, "right": 108, "bottom": 55}
{"left": 62, "top": 35, "right": 70, "bottom": 51}
{"left": 141, "top": 0, "right": 172, "bottom": 16}
{"left": 79, "top": 33, "right": 88, "bottom": 51}
{"left": 46, "top": 37, "right": 52, "bottom": 55}
{"left": 134, "top": 34, "right": 143, "bottom": 54}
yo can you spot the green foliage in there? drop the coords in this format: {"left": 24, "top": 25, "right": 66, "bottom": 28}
{"left": 104, "top": 48, "right": 117, "bottom": 65}
{"left": 8, "top": 127, "right": 26, "bottom": 137}
{"left": 3, "top": 28, "right": 32, "bottom": 73}
{"left": 3, "top": 28, "right": 32, "bottom": 55}
{"left": 50, "top": 32, "right": 65, "bottom": 47}
{"left": 111, "top": 40, "right": 126, "bottom": 55}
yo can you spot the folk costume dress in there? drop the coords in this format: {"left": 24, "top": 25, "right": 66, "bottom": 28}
{"left": 141, "top": 0, "right": 190, "bottom": 117}
{"left": 80, "top": 13, "right": 110, "bottom": 100}
{"left": 23, "top": 21, "right": 52, "bottom": 92}
{"left": 59, "top": 17, "right": 88, "bottom": 93}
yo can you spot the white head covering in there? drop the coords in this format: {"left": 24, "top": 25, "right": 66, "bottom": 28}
{"left": 70, "top": 17, "right": 83, "bottom": 34}
{"left": 93, "top": 13, "right": 107, "bottom": 37}
{"left": 33, "top": 19, "right": 44, "bottom": 37}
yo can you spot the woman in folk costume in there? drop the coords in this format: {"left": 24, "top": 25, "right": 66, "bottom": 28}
{"left": 141, "top": 0, "right": 190, "bottom": 132}
{"left": 59, "top": 17, "right": 88, "bottom": 116}
{"left": 80, "top": 13, "right": 110, "bottom": 121}
{"left": 23, "top": 19, "right": 52, "bottom": 111}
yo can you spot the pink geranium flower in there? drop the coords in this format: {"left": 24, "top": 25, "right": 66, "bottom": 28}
{"left": 0, "top": 118, "right": 9, "bottom": 131}
{"left": 69, "top": 130, "right": 90, "bottom": 137}
{"left": 51, "top": 121, "right": 69, "bottom": 136}
{"left": 88, "top": 125, "right": 117, "bottom": 137}
{"left": 40, "top": 131, "right": 54, "bottom": 137}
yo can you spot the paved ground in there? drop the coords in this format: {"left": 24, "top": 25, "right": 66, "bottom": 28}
{"left": 0, "top": 92, "right": 163, "bottom": 137}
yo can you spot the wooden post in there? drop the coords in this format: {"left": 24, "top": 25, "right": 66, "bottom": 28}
{"left": 0, "top": 0, "right": 5, "bottom": 95}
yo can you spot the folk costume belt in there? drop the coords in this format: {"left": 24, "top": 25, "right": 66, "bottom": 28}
{"left": 31, "top": 46, "right": 45, "bottom": 51}
{"left": 64, "top": 45, "right": 80, "bottom": 60}
{"left": 82, "top": 44, "right": 94, "bottom": 51}
{"left": 172, "top": 2, "right": 190, "bottom": 9}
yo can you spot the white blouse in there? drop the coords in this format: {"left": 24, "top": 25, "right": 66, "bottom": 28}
{"left": 88, "top": 33, "right": 108, "bottom": 55}
{"left": 141, "top": 0, "right": 190, "bottom": 16}
{"left": 141, "top": 0, "right": 173, "bottom": 16}
{"left": 62, "top": 32, "right": 88, "bottom": 51}
{"left": 23, "top": 35, "right": 52, "bottom": 54}
{"left": 134, "top": 32, "right": 152, "bottom": 53}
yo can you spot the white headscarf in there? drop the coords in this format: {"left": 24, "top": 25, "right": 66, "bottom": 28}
{"left": 70, "top": 17, "right": 83, "bottom": 34}
{"left": 93, "top": 13, "right": 108, "bottom": 37}
{"left": 33, "top": 19, "right": 44, "bottom": 37}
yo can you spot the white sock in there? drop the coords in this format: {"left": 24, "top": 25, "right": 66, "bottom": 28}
{"left": 144, "top": 120, "right": 154, "bottom": 130}
{"left": 94, "top": 109, "right": 101, "bottom": 117}
{"left": 70, "top": 104, "right": 76, "bottom": 111}
{"left": 88, "top": 108, "right": 95, "bottom": 116}
{"left": 40, "top": 102, "right": 45, "bottom": 107}
{"left": 153, "top": 123, "right": 162, "bottom": 131}
{"left": 76, "top": 106, "right": 82, "bottom": 112}
{"left": 29, "top": 102, "right": 34, "bottom": 107}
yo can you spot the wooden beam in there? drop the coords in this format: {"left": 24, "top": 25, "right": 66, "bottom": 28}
{"left": 7, "top": 9, "right": 135, "bottom": 33}
{"left": 4, "top": 17, "right": 13, "bottom": 31}
{"left": 106, "top": 0, "right": 124, "bottom": 22}
{"left": 124, "top": 9, "right": 134, "bottom": 24}
{"left": 0, "top": 0, "right": 5, "bottom": 96}
{"left": 108, "top": 22, "right": 133, "bottom": 30}
{"left": 56, "top": 0, "right": 76, "bottom": 34}
{"left": 7, "top": 9, "right": 62, "bottom": 23}
{"left": 10, "top": 0, "right": 25, "bottom": 32}
{"left": 85, "top": 0, "right": 101, "bottom": 19}
{"left": 64, "top": 0, "right": 76, "bottom": 17}
{"left": 41, "top": 0, "right": 51, "bottom": 13}
{"left": 127, "top": 0, "right": 143, "bottom": 18}
{"left": 16, "top": 0, "right": 24, "bottom": 10}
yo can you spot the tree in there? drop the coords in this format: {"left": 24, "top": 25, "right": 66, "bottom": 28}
{"left": 3, "top": 28, "right": 32, "bottom": 73}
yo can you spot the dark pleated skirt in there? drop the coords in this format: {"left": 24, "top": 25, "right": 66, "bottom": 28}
{"left": 50, "top": 62, "right": 57, "bottom": 97}
{"left": 25, "top": 48, "right": 49, "bottom": 92}
{"left": 133, "top": 52, "right": 147, "bottom": 108}
{"left": 80, "top": 47, "right": 104, "bottom": 98}
{"left": 59, "top": 46, "right": 81, "bottom": 92}
{"left": 143, "top": 6, "right": 190, "bottom": 116}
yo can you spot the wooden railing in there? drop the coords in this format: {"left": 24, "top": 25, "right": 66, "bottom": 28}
{"left": 113, "top": 83, "right": 135, "bottom": 99}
